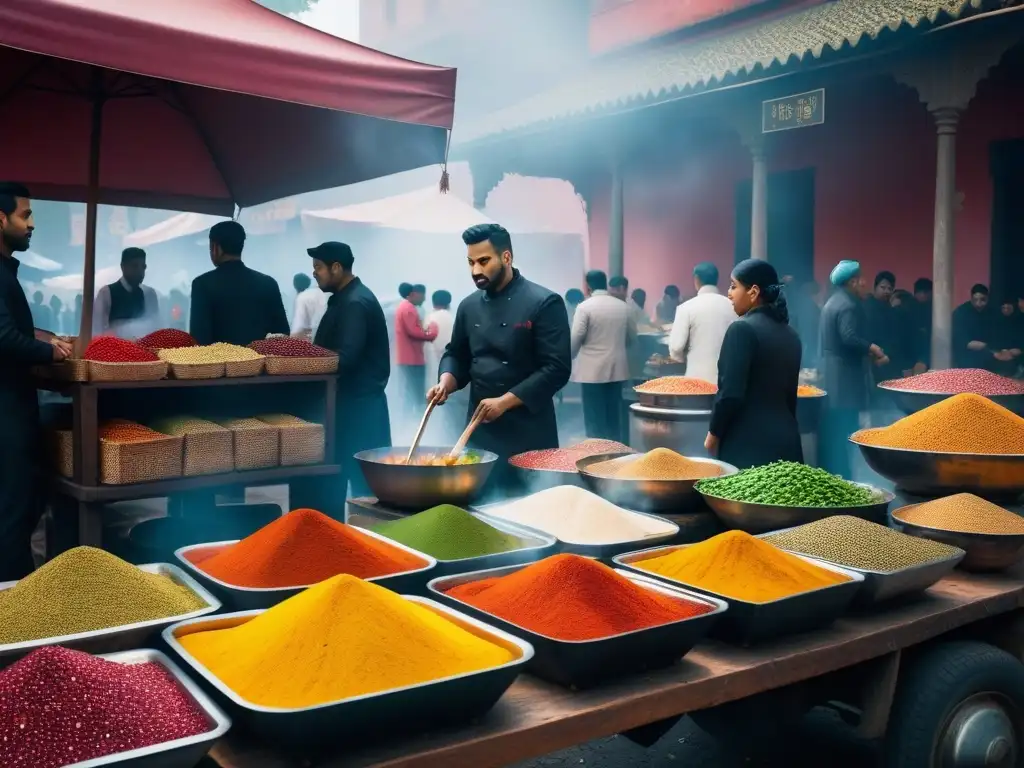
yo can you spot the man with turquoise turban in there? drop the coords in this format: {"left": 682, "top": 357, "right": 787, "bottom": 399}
{"left": 818, "top": 260, "right": 887, "bottom": 477}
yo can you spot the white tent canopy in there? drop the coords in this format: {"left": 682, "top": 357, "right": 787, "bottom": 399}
{"left": 44, "top": 266, "right": 121, "bottom": 292}
{"left": 302, "top": 187, "right": 494, "bottom": 234}
{"left": 21, "top": 250, "right": 62, "bottom": 272}
{"left": 123, "top": 212, "right": 226, "bottom": 248}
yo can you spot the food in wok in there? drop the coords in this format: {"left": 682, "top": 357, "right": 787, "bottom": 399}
{"left": 379, "top": 451, "right": 483, "bottom": 467}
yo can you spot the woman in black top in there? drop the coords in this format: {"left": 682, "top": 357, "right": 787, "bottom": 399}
{"left": 704, "top": 259, "right": 803, "bottom": 469}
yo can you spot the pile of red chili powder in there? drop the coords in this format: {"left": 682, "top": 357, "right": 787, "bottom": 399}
{"left": 183, "top": 508, "right": 427, "bottom": 588}
{"left": 0, "top": 646, "right": 210, "bottom": 768}
{"left": 138, "top": 328, "right": 197, "bottom": 349}
{"left": 248, "top": 338, "right": 335, "bottom": 357}
{"left": 509, "top": 439, "right": 632, "bottom": 472}
{"left": 445, "top": 554, "right": 713, "bottom": 641}
{"left": 83, "top": 336, "right": 160, "bottom": 363}
{"left": 881, "top": 368, "right": 1024, "bottom": 396}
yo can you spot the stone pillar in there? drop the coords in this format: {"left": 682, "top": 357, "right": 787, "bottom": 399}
{"left": 893, "top": 31, "right": 1015, "bottom": 369}
{"left": 608, "top": 158, "right": 625, "bottom": 278}
{"left": 930, "top": 108, "right": 959, "bottom": 370}
{"left": 750, "top": 141, "right": 768, "bottom": 261}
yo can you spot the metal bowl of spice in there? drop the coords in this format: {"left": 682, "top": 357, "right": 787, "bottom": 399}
{"left": 796, "top": 386, "right": 827, "bottom": 434}
{"left": 633, "top": 376, "right": 717, "bottom": 410}
{"left": 615, "top": 532, "right": 864, "bottom": 645}
{"left": 508, "top": 440, "right": 633, "bottom": 494}
{"left": 694, "top": 462, "right": 893, "bottom": 535}
{"left": 355, "top": 446, "right": 499, "bottom": 509}
{"left": 891, "top": 494, "right": 1024, "bottom": 571}
{"left": 851, "top": 393, "right": 1024, "bottom": 498}
{"left": 0, "top": 550, "right": 220, "bottom": 669}
{"left": 428, "top": 557, "right": 727, "bottom": 688}
{"left": 576, "top": 450, "right": 736, "bottom": 514}
{"left": 877, "top": 368, "right": 1024, "bottom": 416}
{"left": 759, "top": 516, "right": 964, "bottom": 606}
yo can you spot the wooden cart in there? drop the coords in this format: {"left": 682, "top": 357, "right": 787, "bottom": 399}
{"left": 206, "top": 568, "right": 1024, "bottom": 767}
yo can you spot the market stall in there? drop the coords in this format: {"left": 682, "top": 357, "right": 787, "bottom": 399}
{"left": 0, "top": 0, "right": 458, "bottom": 551}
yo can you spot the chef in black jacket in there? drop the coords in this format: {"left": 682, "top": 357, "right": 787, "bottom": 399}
{"left": 310, "top": 241, "right": 391, "bottom": 503}
{"left": 189, "top": 221, "right": 289, "bottom": 346}
{"left": 705, "top": 259, "right": 803, "bottom": 469}
{"left": 428, "top": 224, "right": 570, "bottom": 490}
{"left": 0, "top": 183, "right": 72, "bottom": 580}
{"left": 819, "top": 260, "right": 887, "bottom": 477}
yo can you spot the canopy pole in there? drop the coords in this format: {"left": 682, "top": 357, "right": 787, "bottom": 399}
{"left": 76, "top": 69, "right": 104, "bottom": 355}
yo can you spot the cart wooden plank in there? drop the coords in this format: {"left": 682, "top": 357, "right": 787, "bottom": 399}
{"left": 208, "top": 569, "right": 1024, "bottom": 768}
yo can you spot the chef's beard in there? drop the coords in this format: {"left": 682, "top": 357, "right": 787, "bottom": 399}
{"left": 475, "top": 265, "right": 509, "bottom": 293}
{"left": 1, "top": 230, "right": 30, "bottom": 253}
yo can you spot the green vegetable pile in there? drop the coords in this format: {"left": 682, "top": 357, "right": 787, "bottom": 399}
{"left": 695, "top": 461, "right": 877, "bottom": 507}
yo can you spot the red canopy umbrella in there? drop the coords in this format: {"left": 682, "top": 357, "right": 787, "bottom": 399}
{"left": 0, "top": 0, "right": 457, "bottom": 345}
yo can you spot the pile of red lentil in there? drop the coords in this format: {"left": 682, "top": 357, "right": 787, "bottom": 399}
{"left": 99, "top": 419, "right": 168, "bottom": 444}
{"left": 881, "top": 368, "right": 1024, "bottom": 396}
{"left": 635, "top": 376, "right": 718, "bottom": 395}
{"left": 509, "top": 439, "right": 631, "bottom": 472}
{"left": 249, "top": 338, "right": 334, "bottom": 357}
{"left": 83, "top": 336, "right": 159, "bottom": 363}
{"left": 138, "top": 328, "right": 197, "bottom": 349}
{"left": 0, "top": 646, "right": 211, "bottom": 768}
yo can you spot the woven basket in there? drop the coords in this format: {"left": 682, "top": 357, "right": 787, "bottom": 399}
{"left": 169, "top": 362, "right": 225, "bottom": 380}
{"left": 257, "top": 414, "right": 325, "bottom": 466}
{"left": 34, "top": 358, "right": 90, "bottom": 382}
{"left": 100, "top": 434, "right": 184, "bottom": 484}
{"left": 216, "top": 417, "right": 280, "bottom": 470}
{"left": 88, "top": 360, "right": 168, "bottom": 382}
{"left": 224, "top": 357, "right": 265, "bottom": 378}
{"left": 151, "top": 418, "right": 234, "bottom": 476}
{"left": 51, "top": 430, "right": 74, "bottom": 478}
{"left": 264, "top": 356, "right": 339, "bottom": 376}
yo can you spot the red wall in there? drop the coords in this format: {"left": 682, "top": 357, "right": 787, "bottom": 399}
{"left": 582, "top": 73, "right": 1024, "bottom": 304}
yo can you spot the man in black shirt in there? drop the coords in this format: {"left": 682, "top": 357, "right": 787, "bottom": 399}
{"left": 189, "top": 221, "right": 289, "bottom": 346}
{"left": 428, "top": 224, "right": 570, "bottom": 491}
{"left": 311, "top": 241, "right": 391, "bottom": 502}
{"left": 0, "top": 182, "right": 71, "bottom": 580}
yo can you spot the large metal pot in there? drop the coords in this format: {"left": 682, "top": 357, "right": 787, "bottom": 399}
{"left": 628, "top": 403, "right": 713, "bottom": 457}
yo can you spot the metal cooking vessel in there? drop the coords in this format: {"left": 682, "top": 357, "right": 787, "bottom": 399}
{"left": 576, "top": 451, "right": 737, "bottom": 514}
{"left": 698, "top": 483, "right": 895, "bottom": 535}
{"left": 878, "top": 386, "right": 1024, "bottom": 417}
{"left": 852, "top": 441, "right": 1024, "bottom": 499}
{"left": 629, "top": 403, "right": 712, "bottom": 457}
{"left": 891, "top": 505, "right": 1024, "bottom": 572}
{"left": 355, "top": 446, "right": 498, "bottom": 510}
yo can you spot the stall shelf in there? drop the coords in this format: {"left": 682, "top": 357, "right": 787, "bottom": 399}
{"left": 206, "top": 568, "right": 1024, "bottom": 768}
{"left": 38, "top": 375, "right": 339, "bottom": 549}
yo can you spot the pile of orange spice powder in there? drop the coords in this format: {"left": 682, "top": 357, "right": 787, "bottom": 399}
{"left": 852, "top": 393, "right": 1024, "bottom": 454}
{"left": 444, "top": 554, "right": 713, "bottom": 641}
{"left": 183, "top": 508, "right": 427, "bottom": 588}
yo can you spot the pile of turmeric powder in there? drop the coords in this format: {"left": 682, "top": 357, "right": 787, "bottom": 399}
{"left": 634, "top": 530, "right": 850, "bottom": 603}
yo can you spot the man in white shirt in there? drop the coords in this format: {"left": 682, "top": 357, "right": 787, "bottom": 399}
{"left": 424, "top": 289, "right": 454, "bottom": 376}
{"left": 93, "top": 248, "right": 160, "bottom": 338}
{"left": 571, "top": 270, "right": 636, "bottom": 441}
{"left": 423, "top": 289, "right": 465, "bottom": 442}
{"left": 668, "top": 261, "right": 736, "bottom": 383}
{"left": 290, "top": 272, "right": 326, "bottom": 339}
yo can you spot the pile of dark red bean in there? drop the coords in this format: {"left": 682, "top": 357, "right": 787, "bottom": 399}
{"left": 249, "top": 338, "right": 335, "bottom": 357}
{"left": 510, "top": 439, "right": 632, "bottom": 472}
{"left": 0, "top": 646, "right": 211, "bottom": 768}
{"left": 881, "top": 368, "right": 1024, "bottom": 396}
{"left": 138, "top": 328, "right": 197, "bottom": 349}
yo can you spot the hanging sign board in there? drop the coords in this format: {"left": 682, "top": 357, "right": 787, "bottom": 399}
{"left": 762, "top": 89, "right": 825, "bottom": 133}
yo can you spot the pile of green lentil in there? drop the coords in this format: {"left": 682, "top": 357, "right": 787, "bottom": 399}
{"left": 0, "top": 547, "right": 206, "bottom": 644}
{"left": 764, "top": 516, "right": 961, "bottom": 572}
{"left": 695, "top": 461, "right": 877, "bottom": 507}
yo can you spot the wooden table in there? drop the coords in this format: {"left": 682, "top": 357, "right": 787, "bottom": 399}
{"left": 208, "top": 570, "right": 1024, "bottom": 768}
{"left": 38, "top": 374, "right": 339, "bottom": 548}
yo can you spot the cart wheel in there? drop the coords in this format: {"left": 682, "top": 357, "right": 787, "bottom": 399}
{"left": 886, "top": 641, "right": 1024, "bottom": 768}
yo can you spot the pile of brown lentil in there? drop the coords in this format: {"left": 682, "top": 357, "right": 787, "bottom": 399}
{"left": 893, "top": 494, "right": 1024, "bottom": 535}
{"left": 851, "top": 393, "right": 1024, "bottom": 454}
{"left": 764, "top": 515, "right": 960, "bottom": 572}
{"left": 0, "top": 547, "right": 206, "bottom": 644}
{"left": 158, "top": 343, "right": 263, "bottom": 364}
